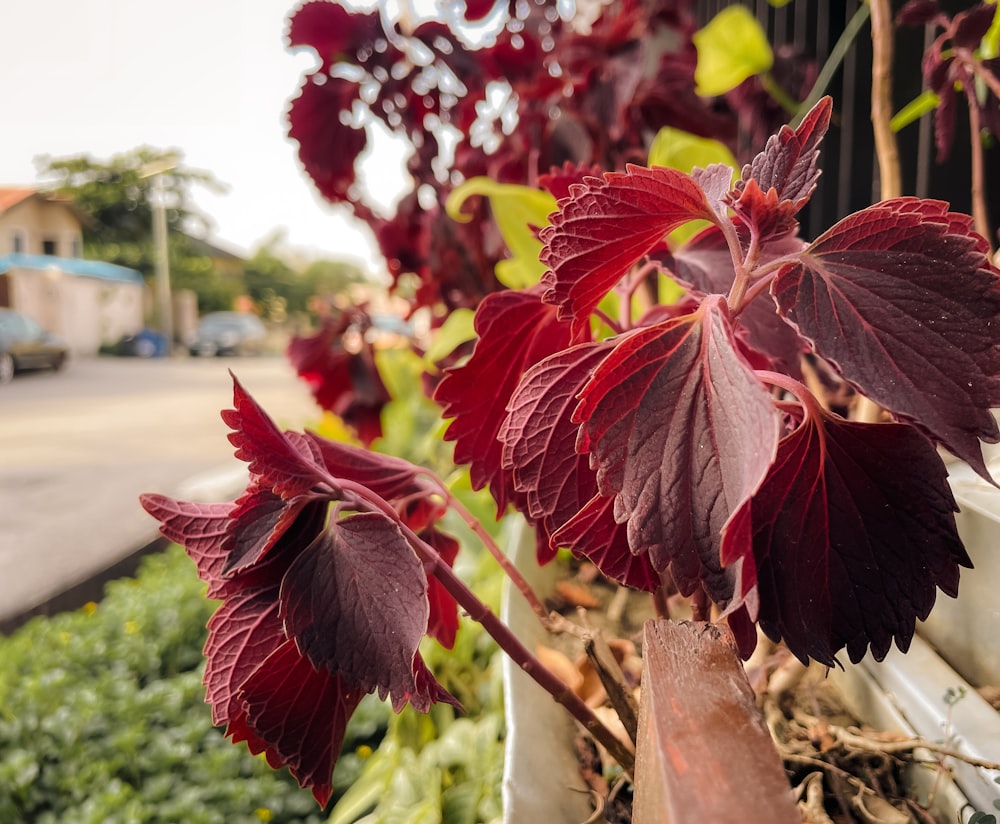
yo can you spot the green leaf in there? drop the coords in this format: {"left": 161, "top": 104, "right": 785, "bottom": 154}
{"left": 446, "top": 178, "right": 557, "bottom": 288}
{"left": 891, "top": 90, "right": 941, "bottom": 132}
{"left": 648, "top": 127, "right": 738, "bottom": 176}
{"left": 983, "top": 2, "right": 1000, "bottom": 59}
{"left": 694, "top": 6, "right": 774, "bottom": 96}
{"left": 425, "top": 308, "right": 477, "bottom": 365}
{"left": 647, "top": 128, "right": 737, "bottom": 247}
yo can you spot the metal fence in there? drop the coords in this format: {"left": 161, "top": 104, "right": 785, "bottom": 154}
{"left": 696, "top": 0, "right": 999, "bottom": 243}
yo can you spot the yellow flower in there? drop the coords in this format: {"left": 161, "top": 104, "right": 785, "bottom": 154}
{"left": 356, "top": 744, "right": 373, "bottom": 759}
{"left": 124, "top": 621, "right": 139, "bottom": 635}
{"left": 254, "top": 809, "right": 273, "bottom": 822}
{"left": 82, "top": 602, "right": 98, "bottom": 615}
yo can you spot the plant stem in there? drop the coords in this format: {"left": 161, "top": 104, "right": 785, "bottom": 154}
{"left": 339, "top": 474, "right": 636, "bottom": 773}
{"left": 434, "top": 483, "right": 551, "bottom": 622}
{"left": 858, "top": 0, "right": 898, "bottom": 425}
{"left": 869, "top": 0, "right": 902, "bottom": 201}
{"left": 793, "top": 4, "right": 872, "bottom": 128}
{"left": 963, "top": 77, "right": 993, "bottom": 247}
{"left": 399, "top": 520, "right": 637, "bottom": 775}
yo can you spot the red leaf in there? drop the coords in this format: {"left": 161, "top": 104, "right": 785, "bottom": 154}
{"left": 896, "top": 0, "right": 940, "bottom": 26}
{"left": 287, "top": 316, "right": 391, "bottom": 446}
{"left": 730, "top": 97, "right": 832, "bottom": 241}
{"left": 308, "top": 433, "right": 439, "bottom": 506}
{"left": 224, "top": 491, "right": 328, "bottom": 577}
{"left": 539, "top": 165, "right": 715, "bottom": 327}
{"left": 286, "top": 1, "right": 383, "bottom": 69}
{"left": 139, "top": 494, "right": 233, "bottom": 596}
{"left": 772, "top": 198, "right": 1000, "bottom": 480}
{"left": 575, "top": 296, "right": 780, "bottom": 605}
{"left": 552, "top": 493, "right": 660, "bottom": 591}
{"left": 204, "top": 587, "right": 285, "bottom": 728}
{"left": 462, "top": 0, "right": 497, "bottom": 22}
{"left": 287, "top": 76, "right": 367, "bottom": 204}
{"left": 221, "top": 374, "right": 331, "bottom": 498}
{"left": 500, "top": 341, "right": 615, "bottom": 563}
{"left": 726, "top": 406, "right": 969, "bottom": 666}
{"left": 435, "top": 287, "right": 576, "bottom": 514}
{"left": 279, "top": 512, "right": 446, "bottom": 711}
{"left": 237, "top": 638, "right": 366, "bottom": 807}
{"left": 953, "top": 5, "right": 997, "bottom": 50}
{"left": 420, "top": 529, "right": 461, "bottom": 649}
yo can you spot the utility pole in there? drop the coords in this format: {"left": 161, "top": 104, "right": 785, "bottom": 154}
{"left": 140, "top": 157, "right": 177, "bottom": 353}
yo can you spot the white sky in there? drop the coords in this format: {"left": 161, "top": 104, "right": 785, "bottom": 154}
{"left": 0, "top": 0, "right": 409, "bottom": 273}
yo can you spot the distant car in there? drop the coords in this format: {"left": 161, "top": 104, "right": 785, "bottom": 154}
{"left": 0, "top": 308, "right": 68, "bottom": 384}
{"left": 188, "top": 311, "right": 267, "bottom": 357}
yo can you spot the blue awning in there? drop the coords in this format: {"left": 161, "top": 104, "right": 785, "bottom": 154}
{"left": 0, "top": 253, "right": 143, "bottom": 284}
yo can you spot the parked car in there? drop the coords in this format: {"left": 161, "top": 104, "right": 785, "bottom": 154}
{"left": 188, "top": 312, "right": 267, "bottom": 357}
{"left": 0, "top": 308, "right": 68, "bottom": 384}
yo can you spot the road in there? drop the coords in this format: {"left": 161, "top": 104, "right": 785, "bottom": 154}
{"left": 0, "top": 355, "right": 317, "bottom": 627}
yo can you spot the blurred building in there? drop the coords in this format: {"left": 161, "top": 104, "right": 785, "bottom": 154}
{"left": 0, "top": 188, "right": 143, "bottom": 355}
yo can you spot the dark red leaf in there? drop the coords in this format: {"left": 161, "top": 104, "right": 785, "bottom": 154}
{"left": 500, "top": 341, "right": 615, "bottom": 563}
{"left": 739, "top": 96, "right": 831, "bottom": 208}
{"left": 287, "top": 316, "right": 391, "bottom": 446}
{"left": 287, "top": 76, "right": 367, "bottom": 204}
{"left": 953, "top": 4, "right": 996, "bottom": 49}
{"left": 551, "top": 493, "right": 660, "bottom": 591}
{"left": 730, "top": 97, "right": 832, "bottom": 241}
{"left": 139, "top": 494, "right": 234, "bottom": 597}
{"left": 204, "top": 587, "right": 285, "bottom": 728}
{"left": 221, "top": 374, "right": 331, "bottom": 498}
{"left": 307, "top": 433, "right": 438, "bottom": 506}
{"left": 224, "top": 491, "right": 328, "bottom": 577}
{"left": 420, "top": 529, "right": 461, "bottom": 649}
{"left": 435, "top": 287, "right": 576, "bottom": 514}
{"left": 237, "top": 638, "right": 367, "bottom": 807}
{"left": 462, "top": 0, "right": 497, "bottom": 22}
{"left": 725, "top": 404, "right": 969, "bottom": 666}
{"left": 575, "top": 296, "right": 780, "bottom": 606}
{"left": 896, "top": 0, "right": 940, "bottom": 27}
{"left": 279, "top": 512, "right": 447, "bottom": 711}
{"left": 539, "top": 165, "right": 715, "bottom": 328}
{"left": 772, "top": 198, "right": 1000, "bottom": 480}
{"left": 286, "top": 1, "right": 383, "bottom": 69}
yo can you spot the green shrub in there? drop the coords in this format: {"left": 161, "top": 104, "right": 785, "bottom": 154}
{"left": 0, "top": 539, "right": 506, "bottom": 824}
{"left": 0, "top": 547, "right": 330, "bottom": 824}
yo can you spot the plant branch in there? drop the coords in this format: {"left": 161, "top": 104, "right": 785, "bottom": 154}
{"left": 963, "top": 76, "right": 993, "bottom": 247}
{"left": 433, "top": 482, "right": 551, "bottom": 622}
{"left": 794, "top": 3, "right": 872, "bottom": 127}
{"left": 869, "top": 0, "right": 902, "bottom": 201}
{"left": 398, "top": 520, "right": 637, "bottom": 775}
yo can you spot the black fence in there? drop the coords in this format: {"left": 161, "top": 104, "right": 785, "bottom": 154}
{"left": 696, "top": 0, "right": 999, "bottom": 244}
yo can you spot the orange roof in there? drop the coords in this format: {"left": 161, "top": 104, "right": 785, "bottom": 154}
{"left": 0, "top": 187, "right": 36, "bottom": 214}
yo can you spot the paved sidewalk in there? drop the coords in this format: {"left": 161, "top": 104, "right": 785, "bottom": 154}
{"left": 0, "top": 356, "right": 316, "bottom": 631}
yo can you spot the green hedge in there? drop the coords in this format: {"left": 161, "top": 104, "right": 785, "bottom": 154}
{"left": 0, "top": 539, "right": 506, "bottom": 824}
{"left": 0, "top": 547, "right": 334, "bottom": 824}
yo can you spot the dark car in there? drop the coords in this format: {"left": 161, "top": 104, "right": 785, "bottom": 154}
{"left": 188, "top": 311, "right": 267, "bottom": 357}
{"left": 0, "top": 308, "right": 68, "bottom": 384}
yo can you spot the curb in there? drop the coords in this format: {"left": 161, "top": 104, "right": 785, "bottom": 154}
{"left": 0, "top": 463, "right": 249, "bottom": 636}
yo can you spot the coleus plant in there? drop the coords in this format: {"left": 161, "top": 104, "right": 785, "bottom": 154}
{"left": 141, "top": 96, "right": 1000, "bottom": 803}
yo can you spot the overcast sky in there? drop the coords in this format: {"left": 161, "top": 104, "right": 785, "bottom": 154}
{"left": 0, "top": 0, "right": 408, "bottom": 272}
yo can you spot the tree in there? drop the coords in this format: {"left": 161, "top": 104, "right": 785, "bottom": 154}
{"left": 244, "top": 231, "right": 369, "bottom": 320}
{"left": 36, "top": 147, "right": 240, "bottom": 313}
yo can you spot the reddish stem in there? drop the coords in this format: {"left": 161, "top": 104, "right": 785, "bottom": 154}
{"left": 398, "top": 520, "right": 637, "bottom": 774}
{"left": 433, "top": 481, "right": 551, "bottom": 622}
